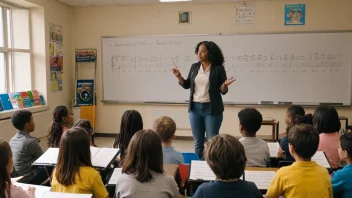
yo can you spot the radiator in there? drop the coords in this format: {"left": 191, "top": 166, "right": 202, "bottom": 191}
{"left": 0, "top": 111, "right": 52, "bottom": 150}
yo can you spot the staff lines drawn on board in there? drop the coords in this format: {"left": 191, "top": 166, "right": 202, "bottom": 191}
{"left": 110, "top": 53, "right": 343, "bottom": 74}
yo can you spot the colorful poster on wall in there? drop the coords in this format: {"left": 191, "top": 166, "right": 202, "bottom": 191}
{"left": 234, "top": 5, "right": 255, "bottom": 25}
{"left": 285, "top": 4, "right": 306, "bottom": 26}
{"left": 76, "top": 80, "right": 94, "bottom": 106}
{"left": 76, "top": 49, "right": 97, "bottom": 62}
{"left": 49, "top": 24, "right": 63, "bottom": 92}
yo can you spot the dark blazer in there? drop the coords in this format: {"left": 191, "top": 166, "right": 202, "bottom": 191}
{"left": 180, "top": 62, "right": 228, "bottom": 116}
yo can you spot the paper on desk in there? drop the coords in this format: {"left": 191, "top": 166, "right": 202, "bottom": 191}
{"left": 108, "top": 168, "right": 122, "bottom": 185}
{"left": 92, "top": 148, "right": 119, "bottom": 168}
{"left": 242, "top": 171, "right": 276, "bottom": 190}
{"left": 189, "top": 161, "right": 216, "bottom": 181}
{"left": 312, "top": 151, "right": 331, "bottom": 168}
{"left": 33, "top": 148, "right": 59, "bottom": 165}
{"left": 41, "top": 192, "right": 92, "bottom": 198}
{"left": 14, "top": 182, "right": 51, "bottom": 198}
{"left": 268, "top": 142, "right": 280, "bottom": 158}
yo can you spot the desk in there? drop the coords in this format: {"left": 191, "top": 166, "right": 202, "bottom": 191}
{"left": 339, "top": 116, "right": 348, "bottom": 129}
{"left": 261, "top": 120, "right": 280, "bottom": 142}
{"left": 246, "top": 167, "right": 279, "bottom": 172}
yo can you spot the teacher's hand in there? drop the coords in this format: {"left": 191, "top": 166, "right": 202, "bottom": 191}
{"left": 172, "top": 65, "right": 182, "bottom": 78}
{"left": 223, "top": 77, "right": 236, "bottom": 88}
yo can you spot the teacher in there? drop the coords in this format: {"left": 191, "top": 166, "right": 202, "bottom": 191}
{"left": 172, "top": 41, "right": 235, "bottom": 159}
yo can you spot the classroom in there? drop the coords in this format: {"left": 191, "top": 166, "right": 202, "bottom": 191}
{"left": 0, "top": 0, "right": 352, "bottom": 197}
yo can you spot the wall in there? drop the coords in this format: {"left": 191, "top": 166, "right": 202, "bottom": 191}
{"left": 72, "top": 0, "right": 352, "bottom": 137}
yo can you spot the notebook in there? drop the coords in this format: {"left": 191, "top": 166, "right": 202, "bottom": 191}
{"left": 312, "top": 151, "right": 331, "bottom": 168}
{"left": 14, "top": 182, "right": 51, "bottom": 198}
{"left": 267, "top": 142, "right": 280, "bottom": 158}
{"left": 189, "top": 161, "right": 216, "bottom": 181}
{"left": 41, "top": 192, "right": 92, "bottom": 198}
{"left": 108, "top": 168, "right": 122, "bottom": 185}
{"left": 33, "top": 147, "right": 119, "bottom": 169}
{"left": 240, "top": 171, "right": 276, "bottom": 190}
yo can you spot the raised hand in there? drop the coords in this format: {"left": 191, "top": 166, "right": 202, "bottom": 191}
{"left": 171, "top": 59, "right": 181, "bottom": 78}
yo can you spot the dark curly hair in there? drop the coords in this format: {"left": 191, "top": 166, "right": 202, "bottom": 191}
{"left": 195, "top": 41, "right": 225, "bottom": 66}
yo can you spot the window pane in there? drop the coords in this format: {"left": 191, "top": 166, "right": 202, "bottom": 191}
{"left": 0, "top": 53, "right": 5, "bottom": 93}
{"left": 13, "top": 52, "right": 31, "bottom": 91}
{"left": 6, "top": 8, "right": 11, "bottom": 48}
{"left": 0, "top": 8, "right": 4, "bottom": 47}
{"left": 11, "top": 8, "right": 29, "bottom": 49}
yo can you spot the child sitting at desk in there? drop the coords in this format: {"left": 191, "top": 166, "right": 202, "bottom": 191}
{"left": 277, "top": 105, "right": 312, "bottom": 161}
{"left": 9, "top": 110, "right": 47, "bottom": 185}
{"left": 314, "top": 105, "right": 341, "bottom": 168}
{"left": 238, "top": 108, "right": 270, "bottom": 167}
{"left": 153, "top": 116, "right": 184, "bottom": 164}
{"left": 51, "top": 127, "right": 109, "bottom": 198}
{"left": 73, "top": 119, "right": 94, "bottom": 147}
{"left": 193, "top": 134, "right": 262, "bottom": 198}
{"left": 265, "top": 124, "right": 332, "bottom": 198}
{"left": 112, "top": 110, "right": 143, "bottom": 161}
{"left": 115, "top": 129, "right": 179, "bottom": 198}
{"left": 0, "top": 138, "right": 36, "bottom": 198}
{"left": 47, "top": 106, "right": 74, "bottom": 148}
{"left": 331, "top": 132, "right": 352, "bottom": 198}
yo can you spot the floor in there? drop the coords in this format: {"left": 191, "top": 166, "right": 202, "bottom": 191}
{"left": 94, "top": 137, "right": 195, "bottom": 153}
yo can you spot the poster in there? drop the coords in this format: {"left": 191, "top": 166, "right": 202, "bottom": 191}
{"left": 76, "top": 49, "right": 97, "bottom": 62}
{"left": 234, "top": 5, "right": 255, "bottom": 25}
{"left": 49, "top": 24, "right": 63, "bottom": 92}
{"left": 285, "top": 4, "right": 306, "bottom": 25}
{"left": 76, "top": 80, "right": 94, "bottom": 106}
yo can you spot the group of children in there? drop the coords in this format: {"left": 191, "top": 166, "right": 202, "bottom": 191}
{"left": 1, "top": 104, "right": 352, "bottom": 198}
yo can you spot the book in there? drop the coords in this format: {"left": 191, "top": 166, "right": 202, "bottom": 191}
{"left": 32, "top": 90, "right": 41, "bottom": 105}
{"left": 76, "top": 80, "right": 94, "bottom": 106}
{"left": 41, "top": 192, "right": 92, "bottom": 198}
{"left": 39, "top": 95, "right": 46, "bottom": 105}
{"left": 21, "top": 92, "right": 32, "bottom": 108}
{"left": 14, "top": 182, "right": 51, "bottom": 198}
{"left": 0, "top": 94, "right": 13, "bottom": 110}
{"left": 9, "top": 92, "right": 24, "bottom": 109}
{"left": 0, "top": 99, "right": 3, "bottom": 111}
{"left": 33, "top": 147, "right": 119, "bottom": 169}
{"left": 108, "top": 168, "right": 122, "bottom": 185}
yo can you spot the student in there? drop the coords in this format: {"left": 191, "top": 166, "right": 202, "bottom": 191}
{"left": 193, "top": 134, "right": 262, "bottom": 198}
{"left": 153, "top": 116, "right": 184, "bottom": 164}
{"left": 314, "top": 105, "right": 341, "bottom": 168}
{"left": 9, "top": 110, "right": 47, "bottom": 184}
{"left": 238, "top": 108, "right": 269, "bottom": 167}
{"left": 277, "top": 105, "right": 312, "bottom": 161}
{"left": 115, "top": 129, "right": 179, "bottom": 198}
{"left": 51, "top": 127, "right": 109, "bottom": 198}
{"left": 112, "top": 110, "right": 143, "bottom": 160}
{"left": 331, "top": 132, "right": 352, "bottom": 198}
{"left": 73, "top": 119, "right": 94, "bottom": 146}
{"left": 265, "top": 124, "right": 333, "bottom": 198}
{"left": 47, "top": 106, "right": 74, "bottom": 148}
{"left": 0, "top": 138, "right": 36, "bottom": 198}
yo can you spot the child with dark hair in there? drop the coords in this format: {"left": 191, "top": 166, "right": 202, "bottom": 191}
{"left": 314, "top": 105, "right": 341, "bottom": 168}
{"left": 47, "top": 106, "right": 74, "bottom": 148}
{"left": 116, "top": 129, "right": 179, "bottom": 197}
{"left": 73, "top": 119, "right": 94, "bottom": 146}
{"left": 238, "top": 108, "right": 270, "bottom": 167}
{"left": 278, "top": 105, "right": 313, "bottom": 161}
{"left": 9, "top": 110, "right": 46, "bottom": 184}
{"left": 0, "top": 138, "right": 35, "bottom": 198}
{"left": 331, "top": 132, "right": 352, "bottom": 198}
{"left": 112, "top": 110, "right": 143, "bottom": 160}
{"left": 51, "top": 127, "right": 108, "bottom": 197}
{"left": 265, "top": 124, "right": 332, "bottom": 198}
{"left": 153, "top": 116, "right": 184, "bottom": 164}
{"left": 193, "top": 134, "right": 262, "bottom": 198}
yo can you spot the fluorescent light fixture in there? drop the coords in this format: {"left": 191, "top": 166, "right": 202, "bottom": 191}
{"left": 160, "top": 0, "right": 192, "bottom": 2}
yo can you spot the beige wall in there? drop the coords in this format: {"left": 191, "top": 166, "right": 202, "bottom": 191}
{"left": 70, "top": 0, "right": 352, "bottom": 137}
{"left": 27, "top": 0, "right": 73, "bottom": 109}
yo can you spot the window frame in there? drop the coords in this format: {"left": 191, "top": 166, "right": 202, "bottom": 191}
{"left": 0, "top": 5, "right": 32, "bottom": 93}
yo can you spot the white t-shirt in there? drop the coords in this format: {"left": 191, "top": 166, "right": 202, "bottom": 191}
{"left": 193, "top": 64, "right": 211, "bottom": 103}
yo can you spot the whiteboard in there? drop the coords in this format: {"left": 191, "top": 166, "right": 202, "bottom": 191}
{"left": 102, "top": 32, "right": 352, "bottom": 105}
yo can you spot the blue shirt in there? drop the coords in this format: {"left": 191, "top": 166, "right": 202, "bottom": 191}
{"left": 331, "top": 164, "right": 352, "bottom": 198}
{"left": 162, "top": 146, "right": 184, "bottom": 164}
{"left": 192, "top": 180, "right": 262, "bottom": 198}
{"left": 280, "top": 136, "right": 295, "bottom": 161}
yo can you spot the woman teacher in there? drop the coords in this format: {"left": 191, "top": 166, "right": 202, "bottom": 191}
{"left": 172, "top": 41, "right": 235, "bottom": 159}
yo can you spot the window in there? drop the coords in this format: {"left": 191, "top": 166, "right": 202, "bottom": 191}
{"left": 0, "top": 6, "right": 31, "bottom": 93}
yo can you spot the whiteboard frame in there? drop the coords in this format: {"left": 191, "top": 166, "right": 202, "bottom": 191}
{"left": 101, "top": 30, "right": 352, "bottom": 106}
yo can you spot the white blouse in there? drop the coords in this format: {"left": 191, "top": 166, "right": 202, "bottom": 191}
{"left": 193, "top": 64, "right": 211, "bottom": 103}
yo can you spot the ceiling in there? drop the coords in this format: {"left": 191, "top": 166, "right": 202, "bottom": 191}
{"left": 57, "top": 0, "right": 264, "bottom": 6}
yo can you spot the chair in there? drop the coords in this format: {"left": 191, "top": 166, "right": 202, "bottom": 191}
{"left": 181, "top": 152, "right": 200, "bottom": 164}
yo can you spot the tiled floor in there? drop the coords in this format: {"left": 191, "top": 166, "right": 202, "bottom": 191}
{"left": 94, "top": 137, "right": 195, "bottom": 153}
